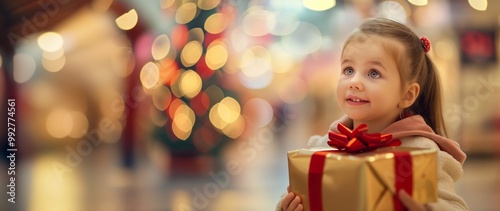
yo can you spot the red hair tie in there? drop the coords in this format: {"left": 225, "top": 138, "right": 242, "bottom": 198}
{"left": 420, "top": 36, "right": 431, "bottom": 53}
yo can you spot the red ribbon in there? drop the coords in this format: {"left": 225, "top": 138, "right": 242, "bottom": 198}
{"left": 307, "top": 124, "right": 412, "bottom": 211}
{"left": 327, "top": 123, "right": 401, "bottom": 153}
{"left": 308, "top": 151, "right": 335, "bottom": 211}
{"left": 393, "top": 151, "right": 413, "bottom": 211}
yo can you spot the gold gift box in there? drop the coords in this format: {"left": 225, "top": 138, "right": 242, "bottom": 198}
{"left": 288, "top": 147, "right": 438, "bottom": 211}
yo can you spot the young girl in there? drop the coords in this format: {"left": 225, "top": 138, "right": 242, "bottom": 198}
{"left": 277, "top": 18, "right": 468, "bottom": 211}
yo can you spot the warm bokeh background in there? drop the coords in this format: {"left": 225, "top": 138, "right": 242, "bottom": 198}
{"left": 1, "top": 0, "right": 499, "bottom": 210}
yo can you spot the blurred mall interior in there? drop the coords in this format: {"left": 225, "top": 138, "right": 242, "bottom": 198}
{"left": 1, "top": 0, "right": 499, "bottom": 210}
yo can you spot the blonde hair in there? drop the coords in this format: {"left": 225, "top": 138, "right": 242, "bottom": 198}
{"left": 342, "top": 18, "right": 447, "bottom": 136}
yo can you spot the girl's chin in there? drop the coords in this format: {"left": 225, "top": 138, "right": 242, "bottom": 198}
{"left": 347, "top": 116, "right": 377, "bottom": 125}
{"left": 350, "top": 119, "right": 368, "bottom": 124}
{"left": 345, "top": 113, "right": 368, "bottom": 120}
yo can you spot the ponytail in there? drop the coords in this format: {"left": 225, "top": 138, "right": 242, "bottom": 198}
{"left": 410, "top": 54, "right": 447, "bottom": 137}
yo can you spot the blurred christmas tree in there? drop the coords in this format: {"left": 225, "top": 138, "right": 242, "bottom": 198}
{"left": 149, "top": 1, "right": 245, "bottom": 173}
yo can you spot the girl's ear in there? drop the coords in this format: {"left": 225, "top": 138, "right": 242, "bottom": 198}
{"left": 399, "top": 82, "right": 420, "bottom": 108}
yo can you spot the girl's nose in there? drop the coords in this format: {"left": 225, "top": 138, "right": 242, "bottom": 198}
{"left": 348, "top": 75, "right": 364, "bottom": 91}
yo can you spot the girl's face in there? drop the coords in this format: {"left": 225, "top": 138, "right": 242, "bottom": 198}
{"left": 337, "top": 36, "right": 406, "bottom": 126}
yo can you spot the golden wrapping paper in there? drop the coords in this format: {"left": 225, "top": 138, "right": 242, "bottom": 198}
{"left": 288, "top": 147, "right": 438, "bottom": 211}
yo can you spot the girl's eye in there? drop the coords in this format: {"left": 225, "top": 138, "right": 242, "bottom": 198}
{"left": 344, "top": 68, "right": 354, "bottom": 75}
{"left": 368, "top": 70, "right": 381, "bottom": 78}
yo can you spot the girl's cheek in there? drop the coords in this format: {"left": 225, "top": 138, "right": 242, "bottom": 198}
{"left": 339, "top": 80, "right": 349, "bottom": 88}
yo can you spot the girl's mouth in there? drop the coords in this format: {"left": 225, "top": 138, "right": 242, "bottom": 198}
{"left": 346, "top": 97, "right": 369, "bottom": 105}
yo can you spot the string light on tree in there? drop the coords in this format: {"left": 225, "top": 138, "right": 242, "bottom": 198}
{"left": 151, "top": 1, "right": 244, "bottom": 159}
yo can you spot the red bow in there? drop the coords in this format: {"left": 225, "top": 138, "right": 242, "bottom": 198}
{"left": 327, "top": 123, "right": 400, "bottom": 153}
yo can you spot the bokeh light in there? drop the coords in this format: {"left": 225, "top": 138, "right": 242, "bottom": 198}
{"left": 469, "top": 0, "right": 487, "bottom": 11}
{"left": 115, "top": 9, "right": 138, "bottom": 30}
{"left": 242, "top": 8, "right": 276, "bottom": 37}
{"left": 168, "top": 98, "right": 184, "bottom": 119}
{"left": 198, "top": 0, "right": 221, "bottom": 10}
{"left": 38, "top": 32, "right": 64, "bottom": 52}
{"left": 377, "top": 1, "right": 408, "bottom": 23}
{"left": 179, "top": 70, "right": 203, "bottom": 99}
{"left": 151, "top": 34, "right": 171, "bottom": 61}
{"left": 46, "top": 108, "right": 73, "bottom": 138}
{"left": 240, "top": 45, "right": 272, "bottom": 78}
{"left": 206, "top": 40, "right": 228, "bottom": 70}
{"left": 218, "top": 97, "right": 241, "bottom": 124}
{"left": 408, "top": 0, "right": 428, "bottom": 6}
{"left": 68, "top": 111, "right": 89, "bottom": 138}
{"left": 140, "top": 62, "right": 160, "bottom": 89}
{"left": 180, "top": 41, "right": 203, "bottom": 67}
{"left": 205, "top": 13, "right": 228, "bottom": 34}
{"left": 42, "top": 48, "right": 64, "bottom": 60}
{"left": 159, "top": 58, "right": 180, "bottom": 85}
{"left": 152, "top": 86, "right": 172, "bottom": 111}
{"left": 170, "top": 78, "right": 184, "bottom": 98}
{"left": 221, "top": 115, "right": 245, "bottom": 139}
{"left": 196, "top": 55, "right": 215, "bottom": 79}
{"left": 172, "top": 104, "right": 196, "bottom": 140}
{"left": 161, "top": 0, "right": 175, "bottom": 9}
{"left": 302, "top": 0, "right": 336, "bottom": 11}
{"left": 13, "top": 53, "right": 36, "bottom": 83}
{"left": 209, "top": 103, "right": 227, "bottom": 130}
{"left": 175, "top": 3, "right": 198, "bottom": 24}
{"left": 42, "top": 55, "right": 66, "bottom": 72}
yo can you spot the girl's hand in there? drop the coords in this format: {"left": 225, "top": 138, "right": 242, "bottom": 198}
{"left": 278, "top": 186, "right": 303, "bottom": 211}
{"left": 398, "top": 190, "right": 432, "bottom": 211}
